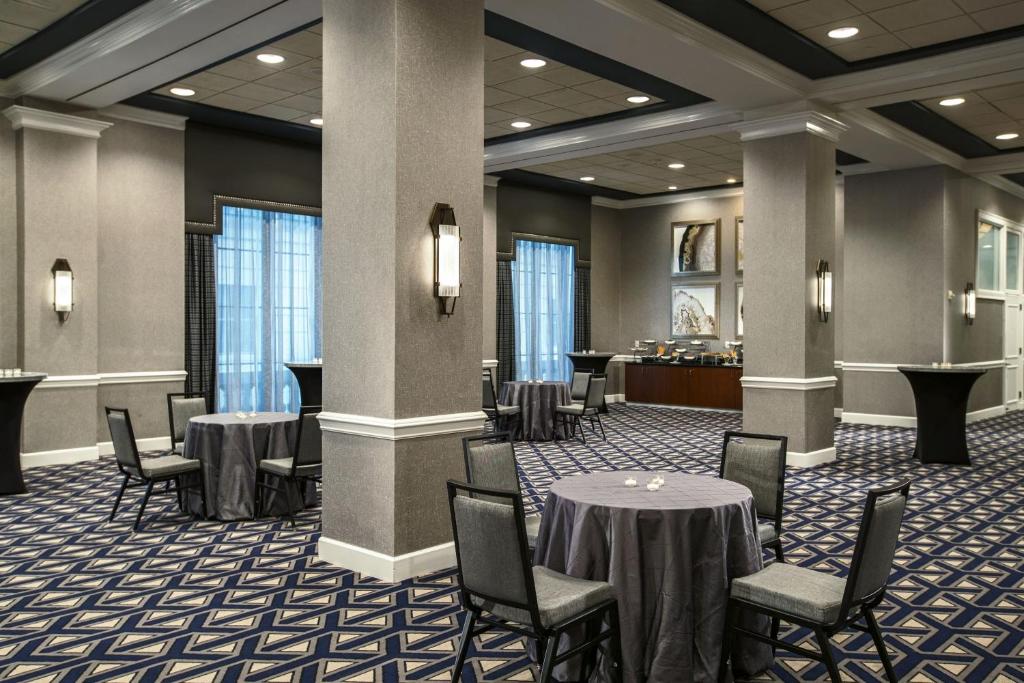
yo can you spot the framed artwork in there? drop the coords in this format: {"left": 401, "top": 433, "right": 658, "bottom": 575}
{"left": 736, "top": 283, "right": 744, "bottom": 338}
{"left": 671, "top": 219, "right": 720, "bottom": 276}
{"left": 671, "top": 283, "right": 719, "bottom": 338}
{"left": 735, "top": 217, "right": 744, "bottom": 274}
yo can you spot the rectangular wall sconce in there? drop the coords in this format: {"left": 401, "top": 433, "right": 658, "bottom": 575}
{"left": 964, "top": 282, "right": 976, "bottom": 325}
{"left": 430, "top": 203, "right": 461, "bottom": 316}
{"left": 51, "top": 258, "right": 73, "bottom": 323}
{"left": 816, "top": 259, "right": 832, "bottom": 322}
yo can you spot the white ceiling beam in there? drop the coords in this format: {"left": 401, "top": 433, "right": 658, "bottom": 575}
{"left": 963, "top": 151, "right": 1024, "bottom": 176}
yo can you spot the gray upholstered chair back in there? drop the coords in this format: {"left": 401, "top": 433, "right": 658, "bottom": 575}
{"left": 584, "top": 375, "right": 606, "bottom": 410}
{"left": 450, "top": 489, "right": 532, "bottom": 611}
{"left": 571, "top": 371, "right": 590, "bottom": 400}
{"left": 722, "top": 437, "right": 785, "bottom": 519}
{"left": 106, "top": 408, "right": 142, "bottom": 472}
{"left": 465, "top": 440, "right": 520, "bottom": 502}
{"left": 848, "top": 489, "right": 909, "bottom": 604}
{"left": 482, "top": 371, "right": 497, "bottom": 410}
{"left": 294, "top": 407, "right": 323, "bottom": 468}
{"left": 169, "top": 395, "right": 207, "bottom": 442}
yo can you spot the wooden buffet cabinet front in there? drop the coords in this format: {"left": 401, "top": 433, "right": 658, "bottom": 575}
{"left": 625, "top": 362, "right": 743, "bottom": 410}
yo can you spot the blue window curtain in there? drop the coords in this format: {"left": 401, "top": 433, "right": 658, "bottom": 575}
{"left": 512, "top": 239, "right": 575, "bottom": 381}
{"left": 215, "top": 205, "right": 322, "bottom": 413}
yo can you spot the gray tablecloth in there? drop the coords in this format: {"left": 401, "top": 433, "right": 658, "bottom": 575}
{"left": 499, "top": 380, "right": 571, "bottom": 441}
{"left": 183, "top": 412, "right": 315, "bottom": 520}
{"left": 534, "top": 471, "right": 773, "bottom": 683}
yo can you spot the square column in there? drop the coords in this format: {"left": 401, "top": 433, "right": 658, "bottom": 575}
{"left": 318, "top": 0, "right": 484, "bottom": 581}
{"left": 738, "top": 112, "right": 845, "bottom": 467}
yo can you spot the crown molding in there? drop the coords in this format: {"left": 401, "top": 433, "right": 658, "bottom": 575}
{"left": 737, "top": 111, "right": 848, "bottom": 143}
{"left": 3, "top": 105, "right": 112, "bottom": 138}
{"left": 839, "top": 108, "right": 964, "bottom": 171}
{"left": 593, "top": 185, "right": 745, "bottom": 209}
{"left": 483, "top": 175, "right": 501, "bottom": 187}
{"left": 99, "top": 104, "right": 187, "bottom": 130}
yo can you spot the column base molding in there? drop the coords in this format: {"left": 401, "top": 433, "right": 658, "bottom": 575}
{"left": 786, "top": 446, "right": 836, "bottom": 468}
{"left": 318, "top": 411, "right": 487, "bottom": 440}
{"left": 841, "top": 404, "right": 1006, "bottom": 428}
{"left": 318, "top": 536, "right": 456, "bottom": 583}
{"left": 741, "top": 375, "right": 838, "bottom": 390}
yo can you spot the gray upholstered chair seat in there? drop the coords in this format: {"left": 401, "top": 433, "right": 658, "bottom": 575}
{"left": 757, "top": 522, "right": 779, "bottom": 544}
{"left": 730, "top": 562, "right": 847, "bottom": 623}
{"left": 139, "top": 454, "right": 201, "bottom": 479}
{"left": 259, "top": 457, "right": 321, "bottom": 477}
{"left": 474, "top": 565, "right": 614, "bottom": 628}
{"left": 555, "top": 404, "right": 586, "bottom": 416}
{"left": 495, "top": 404, "right": 521, "bottom": 416}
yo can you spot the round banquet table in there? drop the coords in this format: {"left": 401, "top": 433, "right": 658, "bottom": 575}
{"left": 182, "top": 412, "right": 315, "bottom": 520}
{"left": 499, "top": 380, "right": 571, "bottom": 441}
{"left": 0, "top": 373, "right": 46, "bottom": 495}
{"left": 533, "top": 471, "right": 772, "bottom": 683}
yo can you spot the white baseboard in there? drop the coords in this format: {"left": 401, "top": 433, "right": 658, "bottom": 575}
{"left": 97, "top": 436, "right": 171, "bottom": 456}
{"left": 21, "top": 445, "right": 99, "bottom": 468}
{"left": 834, "top": 408, "right": 844, "bottom": 418}
{"left": 786, "top": 446, "right": 836, "bottom": 468}
{"left": 842, "top": 405, "right": 1005, "bottom": 428}
{"left": 605, "top": 393, "right": 626, "bottom": 404}
{"left": 318, "top": 536, "right": 456, "bottom": 583}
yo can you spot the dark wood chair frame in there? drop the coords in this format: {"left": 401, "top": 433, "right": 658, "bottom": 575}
{"left": 446, "top": 480, "right": 623, "bottom": 683}
{"left": 165, "top": 391, "right": 211, "bottom": 451}
{"left": 482, "top": 368, "right": 521, "bottom": 438}
{"left": 718, "top": 480, "right": 911, "bottom": 683}
{"left": 719, "top": 431, "right": 788, "bottom": 564}
{"left": 106, "top": 406, "right": 207, "bottom": 532}
{"left": 461, "top": 431, "right": 518, "bottom": 488}
{"left": 255, "top": 405, "right": 322, "bottom": 527}
{"left": 558, "top": 373, "right": 607, "bottom": 444}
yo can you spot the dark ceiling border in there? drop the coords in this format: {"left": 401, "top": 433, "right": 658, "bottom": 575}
{"left": 1005, "top": 173, "right": 1024, "bottom": 189}
{"left": 658, "top": 0, "right": 1024, "bottom": 80}
{"left": 0, "top": 0, "right": 148, "bottom": 79}
{"left": 871, "top": 101, "right": 1002, "bottom": 159}
{"left": 485, "top": 101, "right": 682, "bottom": 146}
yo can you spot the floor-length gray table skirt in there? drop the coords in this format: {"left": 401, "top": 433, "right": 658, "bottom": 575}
{"left": 183, "top": 412, "right": 315, "bottom": 520}
{"left": 499, "top": 380, "right": 571, "bottom": 441}
{"left": 533, "top": 471, "right": 773, "bottom": 683}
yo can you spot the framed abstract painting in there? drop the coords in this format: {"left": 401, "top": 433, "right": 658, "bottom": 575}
{"left": 671, "top": 220, "right": 720, "bottom": 276}
{"left": 671, "top": 283, "right": 719, "bottom": 338}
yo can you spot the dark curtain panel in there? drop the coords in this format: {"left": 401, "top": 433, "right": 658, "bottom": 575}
{"left": 185, "top": 233, "right": 216, "bottom": 408}
{"left": 574, "top": 265, "right": 592, "bottom": 352}
{"left": 496, "top": 260, "right": 516, "bottom": 385}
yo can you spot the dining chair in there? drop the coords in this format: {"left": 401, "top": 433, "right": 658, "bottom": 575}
{"left": 166, "top": 392, "right": 209, "bottom": 455}
{"left": 447, "top": 480, "right": 623, "bottom": 683}
{"left": 555, "top": 373, "right": 607, "bottom": 443}
{"left": 719, "top": 431, "right": 788, "bottom": 563}
{"left": 482, "top": 369, "right": 521, "bottom": 437}
{"left": 462, "top": 432, "right": 541, "bottom": 547}
{"left": 106, "top": 406, "right": 207, "bottom": 531}
{"left": 570, "top": 370, "right": 592, "bottom": 403}
{"left": 718, "top": 480, "right": 912, "bottom": 683}
{"left": 256, "top": 405, "right": 322, "bottom": 526}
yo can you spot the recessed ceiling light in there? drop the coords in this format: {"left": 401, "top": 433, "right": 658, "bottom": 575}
{"left": 827, "top": 26, "right": 859, "bottom": 39}
{"left": 726, "top": 178, "right": 738, "bottom": 184}
{"left": 627, "top": 95, "right": 650, "bottom": 104}
{"left": 520, "top": 58, "right": 546, "bottom": 68}
{"left": 169, "top": 87, "right": 195, "bottom": 97}
{"left": 257, "top": 53, "right": 285, "bottom": 64}
{"left": 668, "top": 162, "right": 685, "bottom": 169}
{"left": 510, "top": 121, "right": 532, "bottom": 129}
{"left": 939, "top": 97, "right": 965, "bottom": 107}
{"left": 579, "top": 176, "right": 595, "bottom": 182}
{"left": 310, "top": 117, "right": 323, "bottom": 126}
{"left": 996, "top": 133, "right": 1019, "bottom": 140}
{"left": 668, "top": 185, "right": 678, "bottom": 190}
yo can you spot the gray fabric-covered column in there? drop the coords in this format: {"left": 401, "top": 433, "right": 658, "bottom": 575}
{"left": 738, "top": 112, "right": 845, "bottom": 466}
{"left": 318, "top": 0, "right": 485, "bottom": 581}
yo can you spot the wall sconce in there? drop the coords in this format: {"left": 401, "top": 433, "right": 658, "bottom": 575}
{"left": 51, "top": 258, "right": 73, "bottom": 323}
{"left": 964, "top": 282, "right": 976, "bottom": 325}
{"left": 430, "top": 203, "right": 461, "bottom": 316}
{"left": 816, "top": 259, "right": 832, "bottom": 322}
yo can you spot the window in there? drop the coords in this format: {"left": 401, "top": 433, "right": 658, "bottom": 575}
{"left": 977, "top": 212, "right": 1024, "bottom": 297}
{"left": 1007, "top": 230, "right": 1021, "bottom": 292}
{"left": 215, "top": 205, "right": 322, "bottom": 412}
{"left": 977, "top": 220, "right": 1000, "bottom": 292}
{"left": 512, "top": 239, "right": 575, "bottom": 381}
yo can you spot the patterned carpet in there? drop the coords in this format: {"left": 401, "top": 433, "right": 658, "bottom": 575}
{"left": 1, "top": 404, "right": 1022, "bottom": 682}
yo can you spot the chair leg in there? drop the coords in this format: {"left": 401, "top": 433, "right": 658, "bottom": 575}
{"left": 775, "top": 541, "right": 785, "bottom": 563}
{"left": 582, "top": 613, "right": 600, "bottom": 680}
{"left": 596, "top": 413, "right": 607, "bottom": 440}
{"left": 198, "top": 467, "right": 209, "bottom": 521}
{"left": 718, "top": 601, "right": 737, "bottom": 683}
{"left": 284, "top": 476, "right": 299, "bottom": 527}
{"left": 814, "top": 626, "right": 842, "bottom": 683}
{"left": 109, "top": 474, "right": 129, "bottom": 522}
{"left": 451, "top": 610, "right": 477, "bottom": 683}
{"left": 133, "top": 480, "right": 154, "bottom": 532}
{"left": 538, "top": 633, "right": 559, "bottom": 683}
{"left": 608, "top": 602, "right": 623, "bottom": 683}
{"left": 578, "top": 417, "right": 586, "bottom": 444}
{"left": 864, "top": 608, "right": 898, "bottom": 683}
{"left": 175, "top": 476, "right": 183, "bottom": 511}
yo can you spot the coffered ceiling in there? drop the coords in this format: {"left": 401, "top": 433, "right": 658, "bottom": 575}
{"left": 0, "top": 0, "right": 88, "bottom": 54}
{"left": 920, "top": 83, "right": 1024, "bottom": 150}
{"left": 521, "top": 135, "right": 744, "bottom": 195}
{"left": 747, "top": 0, "right": 1024, "bottom": 62}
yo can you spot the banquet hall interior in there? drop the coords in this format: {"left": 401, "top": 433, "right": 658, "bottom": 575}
{"left": 1, "top": 0, "right": 1023, "bottom": 681}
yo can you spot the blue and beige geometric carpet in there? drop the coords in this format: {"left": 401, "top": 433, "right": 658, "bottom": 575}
{"left": 1, "top": 405, "right": 1022, "bottom": 682}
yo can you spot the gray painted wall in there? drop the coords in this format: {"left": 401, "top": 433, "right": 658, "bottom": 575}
{"left": 496, "top": 183, "right": 591, "bottom": 260}
{"left": 0, "top": 97, "right": 15, "bottom": 368}
{"left": 483, "top": 184, "right": 497, "bottom": 360}
{"left": 591, "top": 205, "right": 621, "bottom": 353}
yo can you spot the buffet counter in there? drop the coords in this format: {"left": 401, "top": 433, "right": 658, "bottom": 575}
{"left": 624, "top": 359, "right": 742, "bottom": 410}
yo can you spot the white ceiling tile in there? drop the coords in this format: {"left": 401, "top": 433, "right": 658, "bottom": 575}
{"left": 972, "top": 0, "right": 1024, "bottom": 29}
{"left": 249, "top": 103, "right": 310, "bottom": 121}
{"left": 223, "top": 82, "right": 293, "bottom": 104}
{"left": 275, "top": 94, "right": 321, "bottom": 112}
{"left": 828, "top": 32, "right": 910, "bottom": 59}
{"left": 494, "top": 76, "right": 563, "bottom": 97}
{"left": 869, "top": 0, "right": 964, "bottom": 31}
{"left": 895, "top": 14, "right": 983, "bottom": 46}
{"left": 199, "top": 92, "right": 264, "bottom": 112}
{"left": 770, "top": 0, "right": 862, "bottom": 30}
{"left": 253, "top": 71, "right": 321, "bottom": 94}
